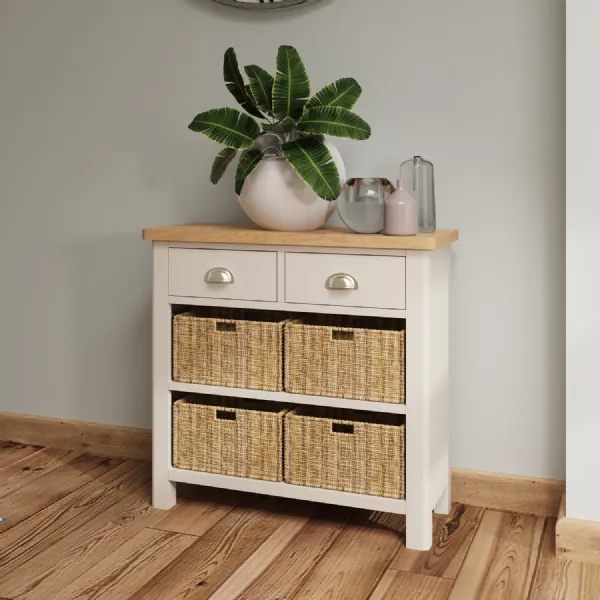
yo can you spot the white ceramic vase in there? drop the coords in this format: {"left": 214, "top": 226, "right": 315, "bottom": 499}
{"left": 238, "top": 139, "right": 346, "bottom": 231}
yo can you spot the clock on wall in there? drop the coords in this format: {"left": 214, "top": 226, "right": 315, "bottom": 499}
{"left": 214, "top": 0, "right": 318, "bottom": 8}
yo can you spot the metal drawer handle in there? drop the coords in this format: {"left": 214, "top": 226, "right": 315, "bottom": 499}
{"left": 204, "top": 267, "right": 234, "bottom": 284}
{"left": 325, "top": 273, "right": 358, "bottom": 291}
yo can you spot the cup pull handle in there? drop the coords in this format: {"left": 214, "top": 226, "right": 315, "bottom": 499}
{"left": 205, "top": 267, "right": 234, "bottom": 284}
{"left": 325, "top": 273, "right": 358, "bottom": 291}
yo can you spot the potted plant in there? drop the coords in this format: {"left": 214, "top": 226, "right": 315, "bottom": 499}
{"left": 189, "top": 45, "right": 371, "bottom": 231}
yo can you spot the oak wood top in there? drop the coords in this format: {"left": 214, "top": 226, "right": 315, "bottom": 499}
{"left": 142, "top": 223, "right": 459, "bottom": 250}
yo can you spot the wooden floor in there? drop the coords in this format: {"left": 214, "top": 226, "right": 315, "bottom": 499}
{"left": 0, "top": 441, "right": 595, "bottom": 600}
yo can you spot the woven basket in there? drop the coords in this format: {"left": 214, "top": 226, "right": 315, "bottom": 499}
{"left": 284, "top": 316, "right": 405, "bottom": 403}
{"left": 173, "top": 309, "right": 292, "bottom": 391}
{"left": 173, "top": 395, "right": 289, "bottom": 481}
{"left": 284, "top": 407, "right": 405, "bottom": 498}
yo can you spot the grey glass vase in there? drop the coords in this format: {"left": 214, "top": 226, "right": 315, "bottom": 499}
{"left": 399, "top": 156, "right": 436, "bottom": 233}
{"left": 338, "top": 178, "right": 396, "bottom": 234}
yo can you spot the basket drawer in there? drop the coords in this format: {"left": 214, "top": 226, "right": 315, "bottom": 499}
{"left": 284, "top": 407, "right": 405, "bottom": 499}
{"left": 173, "top": 309, "right": 293, "bottom": 392}
{"left": 284, "top": 317, "right": 405, "bottom": 403}
{"left": 173, "top": 396, "right": 288, "bottom": 482}
{"left": 169, "top": 248, "right": 277, "bottom": 302}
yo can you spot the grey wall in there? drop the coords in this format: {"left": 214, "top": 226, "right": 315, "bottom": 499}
{"left": 0, "top": 0, "right": 565, "bottom": 479}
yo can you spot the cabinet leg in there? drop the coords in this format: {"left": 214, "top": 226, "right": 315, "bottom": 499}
{"left": 405, "top": 509, "right": 433, "bottom": 551}
{"left": 434, "top": 485, "right": 451, "bottom": 516}
{"left": 153, "top": 478, "right": 177, "bottom": 510}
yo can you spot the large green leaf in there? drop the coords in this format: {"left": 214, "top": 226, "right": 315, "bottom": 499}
{"left": 189, "top": 108, "right": 261, "bottom": 150}
{"left": 305, "top": 78, "right": 362, "bottom": 111}
{"left": 235, "top": 149, "right": 263, "bottom": 195}
{"left": 245, "top": 85, "right": 254, "bottom": 104}
{"left": 244, "top": 65, "right": 274, "bottom": 116}
{"left": 297, "top": 106, "right": 371, "bottom": 140}
{"left": 223, "top": 47, "right": 263, "bottom": 119}
{"left": 210, "top": 147, "right": 237, "bottom": 184}
{"left": 272, "top": 46, "right": 310, "bottom": 121}
{"left": 282, "top": 138, "right": 340, "bottom": 201}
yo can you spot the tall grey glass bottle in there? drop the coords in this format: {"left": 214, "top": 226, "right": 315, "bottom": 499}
{"left": 399, "top": 156, "right": 436, "bottom": 233}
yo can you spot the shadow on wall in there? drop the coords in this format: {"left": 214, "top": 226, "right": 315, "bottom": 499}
{"left": 63, "top": 233, "right": 153, "bottom": 429}
{"left": 89, "top": 95, "right": 249, "bottom": 225}
{"left": 142, "top": 137, "right": 252, "bottom": 225}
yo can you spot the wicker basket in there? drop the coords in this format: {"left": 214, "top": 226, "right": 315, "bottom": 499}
{"left": 284, "top": 407, "right": 405, "bottom": 498}
{"left": 284, "top": 316, "right": 405, "bottom": 403}
{"left": 173, "top": 395, "right": 289, "bottom": 482}
{"left": 173, "top": 309, "right": 293, "bottom": 391}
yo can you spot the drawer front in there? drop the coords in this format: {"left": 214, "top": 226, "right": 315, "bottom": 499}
{"left": 285, "top": 253, "right": 405, "bottom": 310}
{"left": 169, "top": 248, "right": 277, "bottom": 301}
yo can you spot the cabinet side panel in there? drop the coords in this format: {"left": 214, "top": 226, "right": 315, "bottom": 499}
{"left": 428, "top": 248, "right": 451, "bottom": 511}
{"left": 405, "top": 251, "right": 433, "bottom": 549}
{"left": 153, "top": 241, "right": 177, "bottom": 508}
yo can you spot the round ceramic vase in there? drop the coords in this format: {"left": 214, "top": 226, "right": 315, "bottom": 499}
{"left": 238, "top": 139, "right": 345, "bottom": 231}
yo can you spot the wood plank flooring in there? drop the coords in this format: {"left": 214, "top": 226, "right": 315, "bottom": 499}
{"left": 0, "top": 440, "right": 596, "bottom": 600}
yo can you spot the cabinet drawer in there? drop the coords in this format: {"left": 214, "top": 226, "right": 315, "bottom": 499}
{"left": 285, "top": 253, "right": 405, "bottom": 310}
{"left": 169, "top": 249, "right": 277, "bottom": 302}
